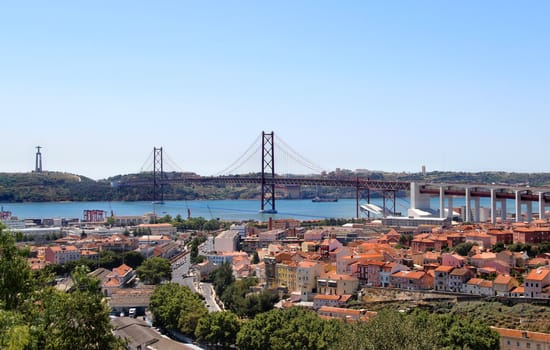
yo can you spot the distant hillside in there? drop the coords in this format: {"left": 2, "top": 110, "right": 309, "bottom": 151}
{"left": 1, "top": 170, "right": 550, "bottom": 203}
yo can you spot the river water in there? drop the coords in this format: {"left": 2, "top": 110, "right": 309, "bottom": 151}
{"left": 1, "top": 196, "right": 524, "bottom": 222}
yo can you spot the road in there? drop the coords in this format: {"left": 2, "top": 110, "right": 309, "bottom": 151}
{"left": 170, "top": 240, "right": 222, "bottom": 312}
{"left": 171, "top": 252, "right": 197, "bottom": 292}
{"left": 197, "top": 282, "right": 222, "bottom": 312}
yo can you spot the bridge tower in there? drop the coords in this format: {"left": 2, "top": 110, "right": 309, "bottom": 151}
{"left": 35, "top": 146, "right": 42, "bottom": 172}
{"left": 153, "top": 147, "right": 164, "bottom": 203}
{"left": 260, "top": 131, "right": 277, "bottom": 213}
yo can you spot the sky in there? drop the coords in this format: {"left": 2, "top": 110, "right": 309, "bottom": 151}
{"left": 1, "top": 1, "right": 550, "bottom": 180}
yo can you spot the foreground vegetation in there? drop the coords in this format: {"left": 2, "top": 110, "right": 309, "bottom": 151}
{"left": 149, "top": 264, "right": 500, "bottom": 350}
{"left": 0, "top": 224, "right": 123, "bottom": 349}
{"left": 150, "top": 284, "right": 500, "bottom": 350}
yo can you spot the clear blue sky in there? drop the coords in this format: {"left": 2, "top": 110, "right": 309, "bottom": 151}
{"left": 1, "top": 1, "right": 549, "bottom": 180}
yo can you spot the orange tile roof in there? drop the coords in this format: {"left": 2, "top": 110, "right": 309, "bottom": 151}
{"left": 467, "top": 278, "right": 484, "bottom": 285}
{"left": 492, "top": 327, "right": 550, "bottom": 342}
{"left": 318, "top": 306, "right": 362, "bottom": 316}
{"left": 113, "top": 264, "right": 133, "bottom": 276}
{"left": 511, "top": 286, "right": 524, "bottom": 293}
{"left": 314, "top": 294, "right": 341, "bottom": 301}
{"left": 493, "top": 275, "right": 513, "bottom": 285}
{"left": 435, "top": 265, "right": 454, "bottom": 273}
{"left": 526, "top": 267, "right": 550, "bottom": 281}
{"left": 392, "top": 271, "right": 425, "bottom": 280}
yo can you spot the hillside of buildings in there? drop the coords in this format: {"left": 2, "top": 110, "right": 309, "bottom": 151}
{"left": 2, "top": 210, "right": 550, "bottom": 348}
{"left": 2, "top": 170, "right": 550, "bottom": 202}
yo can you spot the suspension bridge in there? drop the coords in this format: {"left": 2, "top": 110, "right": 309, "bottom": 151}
{"left": 121, "top": 131, "right": 550, "bottom": 224}
{"left": 120, "top": 131, "right": 410, "bottom": 218}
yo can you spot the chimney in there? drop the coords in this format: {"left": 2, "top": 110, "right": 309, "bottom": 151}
{"left": 268, "top": 217, "right": 273, "bottom": 231}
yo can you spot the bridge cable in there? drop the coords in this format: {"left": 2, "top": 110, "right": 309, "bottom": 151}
{"left": 215, "top": 134, "right": 262, "bottom": 176}
{"left": 139, "top": 150, "right": 154, "bottom": 173}
{"left": 275, "top": 135, "right": 326, "bottom": 173}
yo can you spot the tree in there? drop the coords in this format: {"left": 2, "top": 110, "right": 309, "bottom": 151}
{"left": 98, "top": 250, "right": 122, "bottom": 270}
{"left": 150, "top": 283, "right": 207, "bottom": 335}
{"left": 399, "top": 233, "right": 413, "bottom": 247}
{"left": 106, "top": 216, "right": 115, "bottom": 227}
{"left": 0, "top": 310, "right": 30, "bottom": 350}
{"left": 136, "top": 257, "right": 172, "bottom": 284}
{"left": 30, "top": 287, "right": 123, "bottom": 349}
{"left": 190, "top": 237, "right": 200, "bottom": 264}
{"left": 251, "top": 251, "right": 260, "bottom": 264}
{"left": 330, "top": 309, "right": 499, "bottom": 350}
{"left": 491, "top": 241, "right": 506, "bottom": 253}
{"left": 195, "top": 311, "right": 240, "bottom": 348}
{"left": 454, "top": 242, "right": 475, "bottom": 256}
{"left": 0, "top": 225, "right": 33, "bottom": 310}
{"left": 210, "top": 262, "right": 235, "bottom": 296}
{"left": 236, "top": 307, "right": 341, "bottom": 350}
{"left": 122, "top": 251, "right": 145, "bottom": 269}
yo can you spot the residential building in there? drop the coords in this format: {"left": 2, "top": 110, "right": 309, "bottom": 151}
{"left": 493, "top": 275, "right": 519, "bottom": 297}
{"left": 380, "top": 262, "right": 409, "bottom": 288}
{"left": 441, "top": 253, "right": 466, "bottom": 268}
{"left": 100, "top": 235, "right": 138, "bottom": 252}
{"left": 317, "top": 273, "right": 359, "bottom": 296}
{"left": 357, "top": 260, "right": 385, "bottom": 287}
{"left": 464, "top": 278, "right": 494, "bottom": 296}
{"left": 434, "top": 265, "right": 454, "bottom": 291}
{"left": 513, "top": 227, "right": 550, "bottom": 244}
{"left": 390, "top": 270, "right": 433, "bottom": 291}
{"left": 137, "top": 223, "right": 176, "bottom": 236}
{"left": 112, "top": 317, "right": 195, "bottom": 350}
{"left": 471, "top": 252, "right": 497, "bottom": 268}
{"left": 229, "top": 224, "right": 247, "bottom": 238}
{"left": 276, "top": 261, "right": 298, "bottom": 293}
{"left": 45, "top": 245, "right": 81, "bottom": 265}
{"left": 137, "top": 235, "right": 171, "bottom": 246}
{"left": 297, "top": 260, "right": 323, "bottom": 301}
{"left": 103, "top": 264, "right": 136, "bottom": 296}
{"left": 214, "top": 230, "right": 240, "bottom": 252}
{"left": 152, "top": 241, "right": 180, "bottom": 259}
{"left": 112, "top": 215, "right": 148, "bottom": 226}
{"left": 487, "top": 229, "right": 514, "bottom": 245}
{"left": 448, "top": 268, "right": 474, "bottom": 293}
{"left": 259, "top": 229, "right": 286, "bottom": 242}
{"left": 205, "top": 251, "right": 248, "bottom": 266}
{"left": 492, "top": 327, "right": 550, "bottom": 350}
{"left": 524, "top": 267, "right": 550, "bottom": 299}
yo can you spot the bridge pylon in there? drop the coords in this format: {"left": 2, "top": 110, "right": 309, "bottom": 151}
{"left": 153, "top": 147, "right": 164, "bottom": 203}
{"left": 260, "top": 131, "right": 277, "bottom": 213}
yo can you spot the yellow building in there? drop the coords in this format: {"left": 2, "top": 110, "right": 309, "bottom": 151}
{"left": 276, "top": 261, "right": 298, "bottom": 293}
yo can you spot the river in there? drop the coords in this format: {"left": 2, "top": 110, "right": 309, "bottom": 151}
{"left": 1, "top": 195, "right": 527, "bottom": 222}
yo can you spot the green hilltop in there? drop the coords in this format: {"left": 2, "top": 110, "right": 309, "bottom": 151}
{"left": 1, "top": 170, "right": 550, "bottom": 203}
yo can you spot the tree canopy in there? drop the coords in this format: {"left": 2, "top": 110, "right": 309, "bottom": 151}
{"left": 195, "top": 311, "right": 241, "bottom": 348}
{"left": 0, "top": 225, "right": 124, "bottom": 349}
{"left": 236, "top": 307, "right": 342, "bottom": 350}
{"left": 136, "top": 256, "right": 172, "bottom": 284}
{"left": 149, "top": 283, "right": 208, "bottom": 335}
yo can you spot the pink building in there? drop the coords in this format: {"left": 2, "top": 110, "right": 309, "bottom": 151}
{"left": 45, "top": 245, "right": 81, "bottom": 265}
